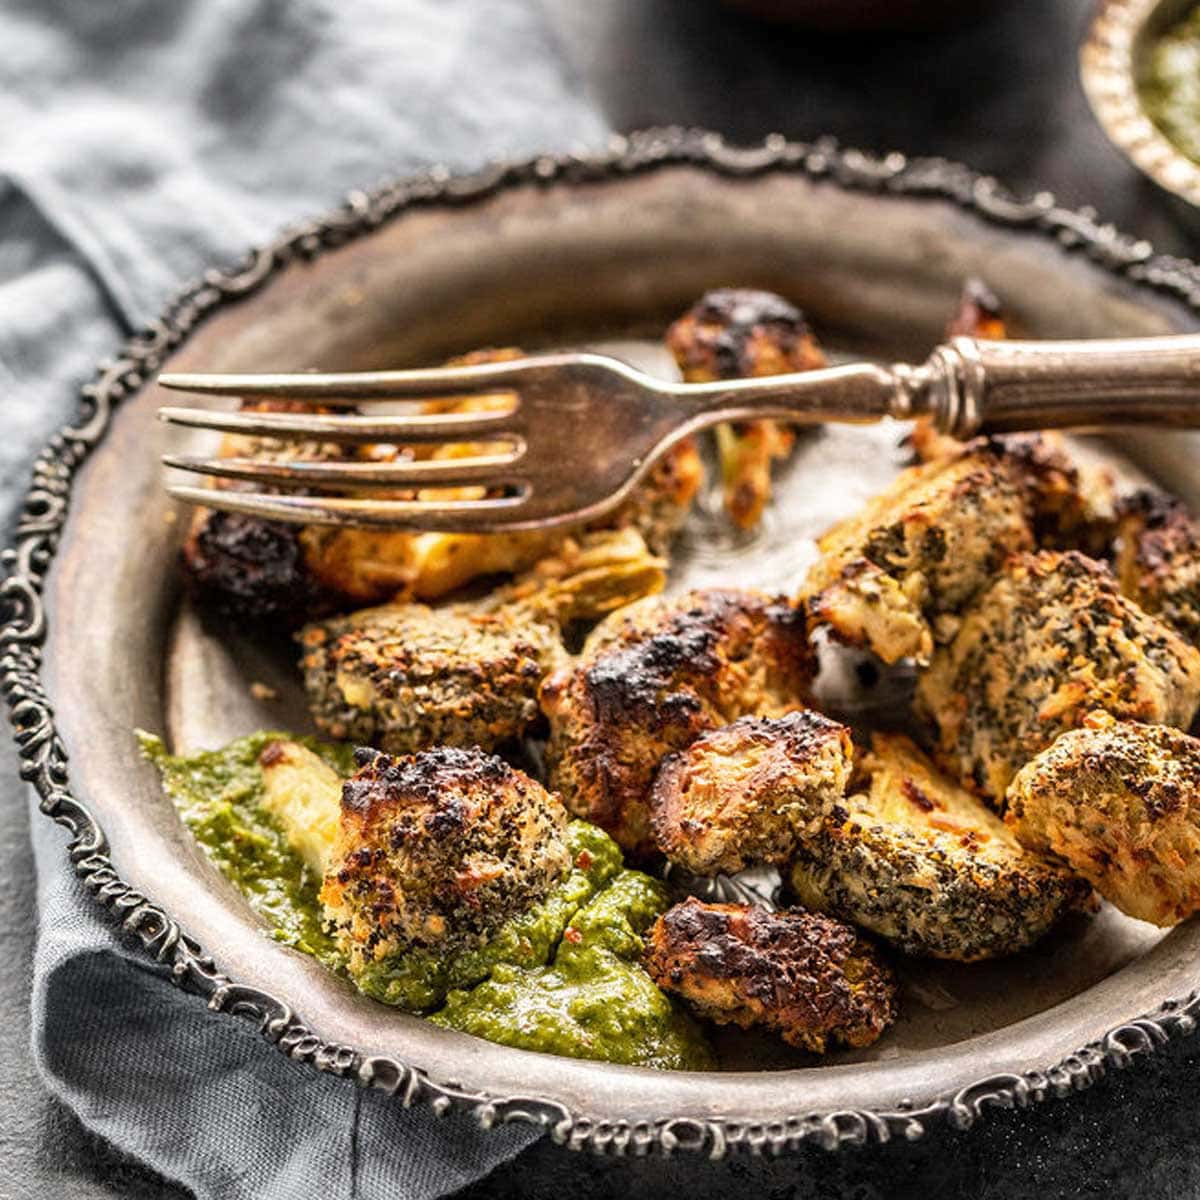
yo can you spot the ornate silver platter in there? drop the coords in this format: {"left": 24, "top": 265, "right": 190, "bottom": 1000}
{"left": 11, "top": 129, "right": 1200, "bottom": 1159}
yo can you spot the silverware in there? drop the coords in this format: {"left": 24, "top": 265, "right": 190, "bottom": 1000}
{"left": 159, "top": 333, "right": 1200, "bottom": 532}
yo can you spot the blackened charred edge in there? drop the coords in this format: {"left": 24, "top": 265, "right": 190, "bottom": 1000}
{"left": 5, "top": 127, "right": 1200, "bottom": 1157}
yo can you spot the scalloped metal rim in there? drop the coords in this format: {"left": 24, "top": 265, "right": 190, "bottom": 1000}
{"left": 1082, "top": 0, "right": 1200, "bottom": 209}
{"left": 6, "top": 126, "right": 1200, "bottom": 1160}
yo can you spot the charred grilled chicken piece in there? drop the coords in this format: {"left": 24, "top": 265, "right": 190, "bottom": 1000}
{"left": 910, "top": 283, "right": 1116, "bottom": 553}
{"left": 788, "top": 733, "right": 1089, "bottom": 961}
{"left": 541, "top": 589, "right": 816, "bottom": 860}
{"left": 666, "top": 288, "right": 826, "bottom": 530}
{"left": 179, "top": 397, "right": 419, "bottom": 625}
{"left": 917, "top": 550, "right": 1200, "bottom": 803}
{"left": 798, "top": 442, "right": 1035, "bottom": 665}
{"left": 651, "top": 710, "right": 853, "bottom": 876}
{"left": 300, "top": 528, "right": 666, "bottom": 755}
{"left": 643, "top": 898, "right": 897, "bottom": 1053}
{"left": 320, "top": 746, "right": 572, "bottom": 988}
{"left": 1114, "top": 489, "right": 1200, "bottom": 648}
{"left": 1006, "top": 712, "right": 1200, "bottom": 927}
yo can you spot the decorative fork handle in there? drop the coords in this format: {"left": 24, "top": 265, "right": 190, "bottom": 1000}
{"left": 906, "top": 334, "right": 1200, "bottom": 437}
{"left": 678, "top": 334, "right": 1200, "bottom": 437}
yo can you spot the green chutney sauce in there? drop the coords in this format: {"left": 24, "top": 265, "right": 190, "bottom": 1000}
{"left": 139, "top": 731, "right": 713, "bottom": 1070}
{"left": 1142, "top": 6, "right": 1200, "bottom": 165}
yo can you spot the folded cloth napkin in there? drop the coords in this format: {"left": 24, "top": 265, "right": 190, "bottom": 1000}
{"left": 0, "top": 2, "right": 607, "bottom": 1195}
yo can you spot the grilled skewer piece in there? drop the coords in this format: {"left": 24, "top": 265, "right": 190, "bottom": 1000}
{"left": 651, "top": 710, "right": 853, "bottom": 876}
{"left": 1007, "top": 712, "right": 1200, "bottom": 927}
{"left": 643, "top": 898, "right": 897, "bottom": 1053}
{"left": 300, "top": 528, "right": 665, "bottom": 755}
{"left": 916, "top": 550, "right": 1200, "bottom": 802}
{"left": 541, "top": 588, "right": 815, "bottom": 861}
{"left": 666, "top": 288, "right": 826, "bottom": 530}
{"left": 788, "top": 733, "right": 1089, "bottom": 961}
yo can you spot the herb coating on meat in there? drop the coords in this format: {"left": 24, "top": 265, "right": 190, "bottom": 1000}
{"left": 788, "top": 733, "right": 1089, "bottom": 961}
{"left": 1007, "top": 712, "right": 1200, "bottom": 926}
{"left": 320, "top": 746, "right": 572, "bottom": 996}
{"left": 541, "top": 588, "right": 816, "bottom": 860}
{"left": 916, "top": 550, "right": 1200, "bottom": 803}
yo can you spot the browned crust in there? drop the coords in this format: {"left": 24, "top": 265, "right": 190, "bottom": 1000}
{"left": 1007, "top": 712, "right": 1200, "bottom": 926}
{"left": 642, "top": 898, "right": 897, "bottom": 1053}
{"left": 321, "top": 746, "right": 570, "bottom": 967}
{"left": 917, "top": 550, "right": 1200, "bottom": 801}
{"left": 1115, "top": 489, "right": 1200, "bottom": 648}
{"left": 665, "top": 288, "right": 825, "bottom": 530}
{"left": 541, "top": 589, "right": 815, "bottom": 861}
{"left": 650, "top": 710, "right": 853, "bottom": 875}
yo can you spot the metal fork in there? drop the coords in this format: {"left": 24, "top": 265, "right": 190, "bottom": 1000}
{"left": 159, "top": 334, "right": 1200, "bottom": 532}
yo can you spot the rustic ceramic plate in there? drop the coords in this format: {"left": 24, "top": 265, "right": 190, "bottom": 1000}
{"left": 13, "top": 129, "right": 1200, "bottom": 1159}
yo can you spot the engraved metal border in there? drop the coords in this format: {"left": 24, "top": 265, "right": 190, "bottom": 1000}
{"left": 6, "top": 127, "right": 1200, "bottom": 1158}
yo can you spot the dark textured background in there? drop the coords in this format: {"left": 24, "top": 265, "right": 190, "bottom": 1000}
{"left": 5, "top": 1, "right": 1200, "bottom": 1196}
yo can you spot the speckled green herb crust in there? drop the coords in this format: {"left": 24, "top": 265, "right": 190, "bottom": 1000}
{"left": 138, "top": 730, "right": 355, "bottom": 966}
{"left": 140, "top": 732, "right": 713, "bottom": 1070}
{"left": 352, "top": 820, "right": 623, "bottom": 1010}
{"left": 1142, "top": 6, "right": 1200, "bottom": 165}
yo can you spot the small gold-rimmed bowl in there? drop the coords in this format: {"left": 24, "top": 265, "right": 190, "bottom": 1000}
{"left": 1083, "top": 0, "right": 1200, "bottom": 216}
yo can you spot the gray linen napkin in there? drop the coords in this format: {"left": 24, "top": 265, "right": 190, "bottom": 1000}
{"left": 0, "top": 2, "right": 607, "bottom": 1195}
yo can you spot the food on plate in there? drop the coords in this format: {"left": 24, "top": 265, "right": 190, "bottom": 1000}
{"left": 540, "top": 588, "right": 815, "bottom": 859}
{"left": 910, "top": 285, "right": 1116, "bottom": 555}
{"left": 138, "top": 730, "right": 355, "bottom": 964}
{"left": 643, "top": 898, "right": 897, "bottom": 1053}
{"left": 665, "top": 288, "right": 825, "bottom": 529}
{"left": 321, "top": 746, "right": 572, "bottom": 1002}
{"left": 1007, "top": 712, "right": 1200, "bottom": 927}
{"left": 142, "top": 732, "right": 713, "bottom": 1067}
{"left": 181, "top": 348, "right": 700, "bottom": 624}
{"left": 432, "top": 868, "right": 714, "bottom": 1068}
{"left": 650, "top": 710, "right": 853, "bottom": 875}
{"left": 298, "top": 528, "right": 665, "bottom": 754}
{"left": 787, "top": 733, "right": 1089, "bottom": 960}
{"left": 258, "top": 738, "right": 345, "bottom": 873}
{"left": 1114, "top": 489, "right": 1200, "bottom": 648}
{"left": 159, "top": 276, "right": 1200, "bottom": 1073}
{"left": 798, "top": 440, "right": 1034, "bottom": 665}
{"left": 916, "top": 550, "right": 1200, "bottom": 802}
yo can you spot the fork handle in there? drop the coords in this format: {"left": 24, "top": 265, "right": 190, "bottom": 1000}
{"left": 918, "top": 334, "right": 1200, "bottom": 437}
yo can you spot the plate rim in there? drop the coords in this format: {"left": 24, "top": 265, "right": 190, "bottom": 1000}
{"left": 9, "top": 126, "right": 1200, "bottom": 1159}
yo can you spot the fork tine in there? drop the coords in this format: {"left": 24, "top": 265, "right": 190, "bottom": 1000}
{"left": 167, "top": 485, "right": 534, "bottom": 532}
{"left": 157, "top": 405, "right": 521, "bottom": 443}
{"left": 156, "top": 358, "right": 558, "bottom": 401}
{"left": 162, "top": 452, "right": 522, "bottom": 488}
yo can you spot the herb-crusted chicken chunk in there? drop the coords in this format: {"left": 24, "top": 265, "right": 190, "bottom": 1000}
{"left": 1115, "top": 489, "right": 1200, "bottom": 648}
{"left": 666, "top": 288, "right": 826, "bottom": 530}
{"left": 1007, "top": 712, "right": 1200, "bottom": 927}
{"left": 299, "top": 529, "right": 665, "bottom": 754}
{"left": 916, "top": 550, "right": 1200, "bottom": 802}
{"left": 788, "top": 733, "right": 1089, "bottom": 960}
{"left": 799, "top": 442, "right": 1035, "bottom": 665}
{"left": 643, "top": 898, "right": 897, "bottom": 1053}
{"left": 320, "top": 747, "right": 572, "bottom": 998}
{"left": 540, "top": 589, "right": 816, "bottom": 860}
{"left": 651, "top": 710, "right": 853, "bottom": 876}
